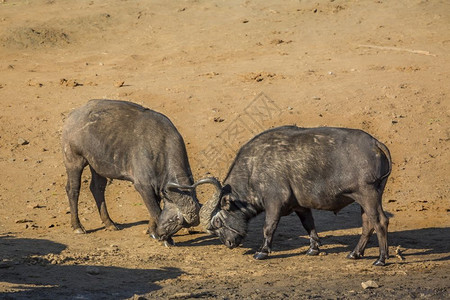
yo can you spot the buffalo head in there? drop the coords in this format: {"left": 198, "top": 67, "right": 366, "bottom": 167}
{"left": 198, "top": 180, "right": 248, "bottom": 249}
{"left": 156, "top": 177, "right": 223, "bottom": 242}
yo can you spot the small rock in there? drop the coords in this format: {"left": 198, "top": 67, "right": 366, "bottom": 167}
{"left": 18, "top": 138, "right": 29, "bottom": 145}
{"left": 114, "top": 80, "right": 125, "bottom": 88}
{"left": 60, "top": 78, "right": 81, "bottom": 87}
{"left": 27, "top": 80, "right": 43, "bottom": 87}
{"left": 15, "top": 219, "right": 33, "bottom": 223}
{"left": 213, "top": 116, "right": 225, "bottom": 123}
{"left": 318, "top": 252, "right": 327, "bottom": 256}
{"left": 271, "top": 39, "right": 284, "bottom": 45}
{"left": 312, "top": 96, "right": 321, "bottom": 100}
{"left": 395, "top": 245, "right": 406, "bottom": 261}
{"left": 361, "top": 280, "right": 379, "bottom": 289}
{"left": 86, "top": 266, "right": 100, "bottom": 275}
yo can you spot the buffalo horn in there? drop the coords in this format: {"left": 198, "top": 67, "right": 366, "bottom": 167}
{"left": 166, "top": 177, "right": 222, "bottom": 192}
{"left": 194, "top": 177, "right": 223, "bottom": 231}
{"left": 165, "top": 182, "right": 195, "bottom": 191}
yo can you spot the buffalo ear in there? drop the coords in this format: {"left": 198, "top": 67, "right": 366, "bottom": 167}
{"left": 219, "top": 184, "right": 233, "bottom": 210}
{"left": 221, "top": 184, "right": 232, "bottom": 195}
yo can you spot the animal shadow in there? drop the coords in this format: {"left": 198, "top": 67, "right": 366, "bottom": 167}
{"left": 0, "top": 235, "right": 183, "bottom": 299}
{"left": 85, "top": 220, "right": 149, "bottom": 233}
{"left": 239, "top": 203, "right": 450, "bottom": 263}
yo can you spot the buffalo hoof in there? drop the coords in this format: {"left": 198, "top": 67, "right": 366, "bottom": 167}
{"left": 253, "top": 252, "right": 269, "bottom": 260}
{"left": 373, "top": 259, "right": 386, "bottom": 266}
{"left": 347, "top": 252, "right": 362, "bottom": 260}
{"left": 164, "top": 237, "right": 175, "bottom": 247}
{"left": 306, "top": 248, "right": 320, "bottom": 256}
{"left": 73, "top": 228, "right": 86, "bottom": 234}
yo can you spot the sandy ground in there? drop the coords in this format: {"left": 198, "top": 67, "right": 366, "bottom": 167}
{"left": 0, "top": 0, "right": 449, "bottom": 299}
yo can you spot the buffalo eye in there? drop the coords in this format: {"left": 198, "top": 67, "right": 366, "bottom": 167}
{"left": 212, "top": 216, "right": 222, "bottom": 228}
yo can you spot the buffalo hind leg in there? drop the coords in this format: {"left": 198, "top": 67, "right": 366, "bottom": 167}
{"left": 347, "top": 206, "right": 374, "bottom": 260}
{"left": 89, "top": 166, "right": 119, "bottom": 231}
{"left": 371, "top": 204, "right": 389, "bottom": 266}
{"left": 254, "top": 205, "right": 281, "bottom": 260}
{"left": 64, "top": 155, "right": 86, "bottom": 234}
{"left": 295, "top": 209, "right": 321, "bottom": 256}
{"left": 353, "top": 188, "right": 389, "bottom": 266}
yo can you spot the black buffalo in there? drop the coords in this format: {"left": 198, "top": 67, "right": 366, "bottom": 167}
{"left": 199, "top": 126, "right": 392, "bottom": 266}
{"left": 62, "top": 99, "right": 201, "bottom": 244}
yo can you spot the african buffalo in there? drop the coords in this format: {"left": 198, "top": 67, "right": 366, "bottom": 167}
{"left": 62, "top": 99, "right": 201, "bottom": 244}
{"left": 199, "top": 126, "right": 392, "bottom": 266}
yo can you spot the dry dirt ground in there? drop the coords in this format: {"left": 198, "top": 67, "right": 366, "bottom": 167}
{"left": 0, "top": 0, "right": 449, "bottom": 299}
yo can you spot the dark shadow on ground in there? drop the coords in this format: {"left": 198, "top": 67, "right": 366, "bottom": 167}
{"left": 167, "top": 202, "right": 448, "bottom": 266}
{"left": 86, "top": 220, "right": 149, "bottom": 233}
{"left": 0, "top": 236, "right": 183, "bottom": 299}
{"left": 176, "top": 234, "right": 222, "bottom": 247}
{"left": 258, "top": 227, "right": 450, "bottom": 264}
{"left": 209, "top": 202, "right": 450, "bottom": 263}
{"left": 176, "top": 201, "right": 449, "bottom": 265}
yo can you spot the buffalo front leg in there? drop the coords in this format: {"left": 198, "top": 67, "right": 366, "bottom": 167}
{"left": 295, "top": 209, "right": 321, "bottom": 256}
{"left": 134, "top": 183, "right": 162, "bottom": 240}
{"left": 254, "top": 206, "right": 281, "bottom": 260}
{"left": 89, "top": 167, "right": 118, "bottom": 231}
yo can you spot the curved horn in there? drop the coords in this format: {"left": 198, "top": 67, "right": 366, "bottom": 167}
{"left": 166, "top": 177, "right": 222, "bottom": 192}
{"left": 165, "top": 177, "right": 223, "bottom": 232}
{"left": 165, "top": 182, "right": 195, "bottom": 191}
{"left": 195, "top": 177, "right": 223, "bottom": 232}
{"left": 193, "top": 177, "right": 222, "bottom": 193}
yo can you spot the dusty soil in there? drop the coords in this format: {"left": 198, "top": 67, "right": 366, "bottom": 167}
{"left": 0, "top": 0, "right": 449, "bottom": 299}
